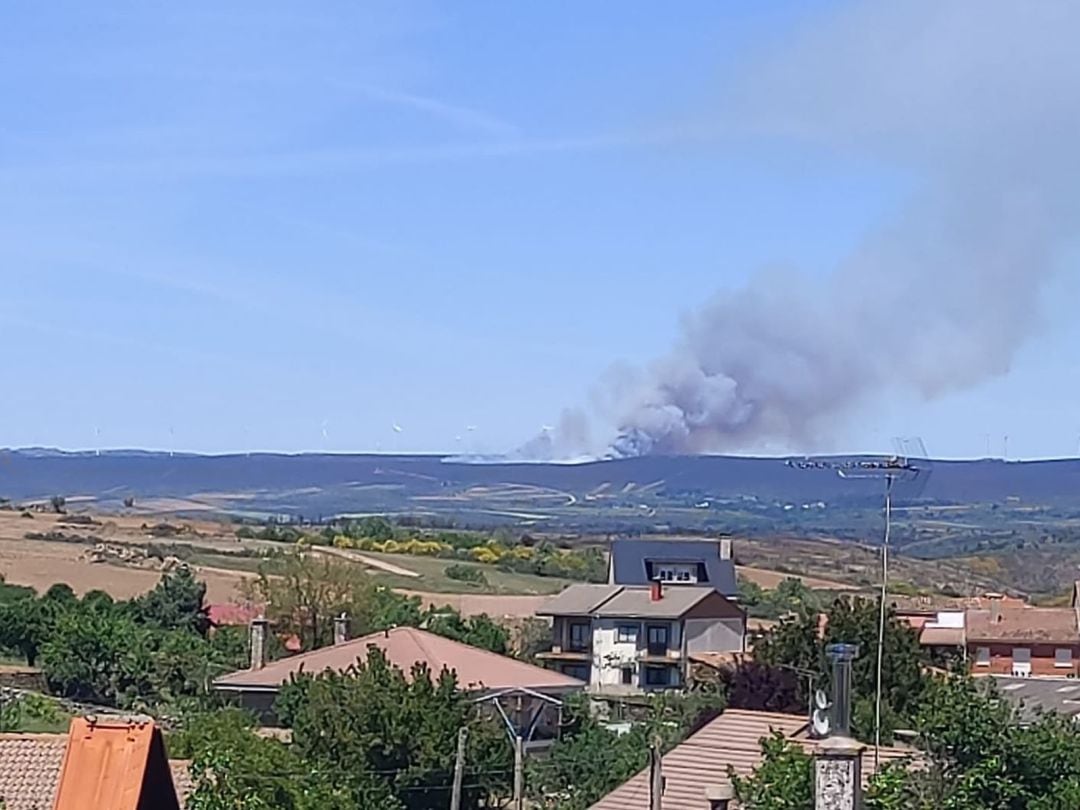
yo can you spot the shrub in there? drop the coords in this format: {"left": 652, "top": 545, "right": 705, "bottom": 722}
{"left": 445, "top": 564, "right": 488, "bottom": 586}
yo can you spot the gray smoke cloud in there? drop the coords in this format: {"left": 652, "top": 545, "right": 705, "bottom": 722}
{"left": 532, "top": 1, "right": 1080, "bottom": 459}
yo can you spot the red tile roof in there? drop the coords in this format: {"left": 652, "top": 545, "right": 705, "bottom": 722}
{"left": 966, "top": 608, "right": 1079, "bottom": 643}
{"left": 206, "top": 602, "right": 263, "bottom": 627}
{"left": 0, "top": 728, "right": 191, "bottom": 810}
{"left": 214, "top": 625, "right": 585, "bottom": 693}
{"left": 588, "top": 710, "right": 913, "bottom": 810}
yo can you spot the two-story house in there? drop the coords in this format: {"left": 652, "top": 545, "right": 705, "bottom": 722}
{"left": 536, "top": 581, "right": 745, "bottom": 692}
{"left": 967, "top": 600, "right": 1080, "bottom": 677}
{"left": 608, "top": 537, "right": 738, "bottom": 597}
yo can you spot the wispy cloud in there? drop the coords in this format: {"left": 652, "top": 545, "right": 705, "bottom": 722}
{"left": 0, "top": 124, "right": 723, "bottom": 182}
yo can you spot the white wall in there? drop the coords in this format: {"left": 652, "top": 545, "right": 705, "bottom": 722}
{"left": 930, "top": 610, "right": 964, "bottom": 629}
{"left": 591, "top": 618, "right": 642, "bottom": 687}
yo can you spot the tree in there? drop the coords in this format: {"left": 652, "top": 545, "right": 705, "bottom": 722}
{"left": 42, "top": 583, "right": 77, "bottom": 606}
{"left": 753, "top": 596, "right": 926, "bottom": 742}
{"left": 0, "top": 596, "right": 48, "bottom": 665}
{"left": 275, "top": 648, "right": 511, "bottom": 810}
{"left": 730, "top": 733, "right": 813, "bottom": 810}
{"left": 134, "top": 567, "right": 209, "bottom": 635}
{"left": 245, "top": 551, "right": 419, "bottom": 650}
{"left": 180, "top": 709, "right": 381, "bottom": 810}
{"left": 529, "top": 691, "right": 725, "bottom": 809}
{"left": 49, "top": 495, "right": 66, "bottom": 514}
{"left": 730, "top": 675, "right": 1080, "bottom": 809}
{"left": 424, "top": 611, "right": 510, "bottom": 655}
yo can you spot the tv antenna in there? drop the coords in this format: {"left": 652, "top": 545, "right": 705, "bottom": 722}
{"left": 786, "top": 437, "right": 930, "bottom": 768}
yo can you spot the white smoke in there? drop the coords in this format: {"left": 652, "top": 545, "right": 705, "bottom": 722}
{"left": 534, "top": 1, "right": 1079, "bottom": 458}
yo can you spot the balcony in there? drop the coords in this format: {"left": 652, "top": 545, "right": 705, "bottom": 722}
{"left": 537, "top": 643, "right": 591, "bottom": 662}
{"left": 638, "top": 647, "right": 680, "bottom": 664}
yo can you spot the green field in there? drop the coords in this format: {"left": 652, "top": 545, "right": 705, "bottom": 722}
{"left": 187, "top": 548, "right": 572, "bottom": 595}
{"left": 357, "top": 552, "right": 573, "bottom": 595}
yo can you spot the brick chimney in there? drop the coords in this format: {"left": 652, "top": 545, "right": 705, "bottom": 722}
{"left": 249, "top": 616, "right": 268, "bottom": 671}
{"left": 333, "top": 613, "right": 350, "bottom": 645}
{"left": 651, "top": 580, "right": 663, "bottom": 602}
{"left": 719, "top": 537, "right": 732, "bottom": 561}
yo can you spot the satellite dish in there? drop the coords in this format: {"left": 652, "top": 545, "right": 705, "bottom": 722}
{"left": 811, "top": 689, "right": 832, "bottom": 739}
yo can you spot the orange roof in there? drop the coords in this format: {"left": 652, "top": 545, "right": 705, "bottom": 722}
{"left": 0, "top": 729, "right": 190, "bottom": 810}
{"left": 588, "top": 710, "right": 913, "bottom": 810}
{"left": 53, "top": 718, "right": 181, "bottom": 810}
{"left": 214, "top": 625, "right": 585, "bottom": 693}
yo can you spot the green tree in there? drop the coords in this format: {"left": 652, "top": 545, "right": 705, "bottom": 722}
{"left": 0, "top": 596, "right": 49, "bottom": 665}
{"left": 181, "top": 709, "right": 382, "bottom": 810}
{"left": 134, "top": 566, "right": 209, "bottom": 635}
{"left": 529, "top": 691, "right": 724, "bottom": 810}
{"left": 730, "top": 733, "right": 813, "bottom": 810}
{"left": 246, "top": 551, "right": 420, "bottom": 650}
{"left": 424, "top": 611, "right": 509, "bottom": 655}
{"left": 276, "top": 648, "right": 511, "bottom": 810}
{"left": 753, "top": 596, "right": 926, "bottom": 742}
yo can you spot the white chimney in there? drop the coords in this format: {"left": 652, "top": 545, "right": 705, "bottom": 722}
{"left": 333, "top": 613, "right": 350, "bottom": 645}
{"left": 719, "top": 537, "right": 732, "bottom": 561}
{"left": 249, "top": 616, "right": 268, "bottom": 671}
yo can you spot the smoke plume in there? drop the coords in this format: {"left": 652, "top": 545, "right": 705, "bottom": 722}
{"left": 535, "top": 2, "right": 1079, "bottom": 458}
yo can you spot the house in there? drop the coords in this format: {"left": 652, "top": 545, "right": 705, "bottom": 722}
{"left": 213, "top": 623, "right": 584, "bottom": 726}
{"left": 536, "top": 581, "right": 746, "bottom": 692}
{"left": 608, "top": 537, "right": 738, "bottom": 597}
{"left": 966, "top": 603, "right": 1080, "bottom": 677}
{"left": 587, "top": 709, "right": 912, "bottom": 810}
{"left": 890, "top": 593, "right": 1034, "bottom": 651}
{"left": 0, "top": 719, "right": 191, "bottom": 810}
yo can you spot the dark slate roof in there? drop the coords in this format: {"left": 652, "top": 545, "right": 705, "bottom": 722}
{"left": 609, "top": 539, "right": 737, "bottom": 597}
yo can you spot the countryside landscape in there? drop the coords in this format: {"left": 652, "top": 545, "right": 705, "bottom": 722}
{"left": 7, "top": 1, "right": 1080, "bottom": 808}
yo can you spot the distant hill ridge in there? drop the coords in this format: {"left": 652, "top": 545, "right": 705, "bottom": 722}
{"left": 3, "top": 449, "right": 1080, "bottom": 506}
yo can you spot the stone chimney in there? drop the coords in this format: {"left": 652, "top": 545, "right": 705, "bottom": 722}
{"left": 989, "top": 593, "right": 1003, "bottom": 624}
{"left": 650, "top": 580, "right": 663, "bottom": 602}
{"left": 333, "top": 613, "right": 350, "bottom": 645}
{"left": 719, "top": 537, "right": 732, "bottom": 561}
{"left": 249, "top": 616, "right": 268, "bottom": 671}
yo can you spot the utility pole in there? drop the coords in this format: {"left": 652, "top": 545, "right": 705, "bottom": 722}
{"left": 513, "top": 732, "right": 525, "bottom": 810}
{"left": 449, "top": 727, "right": 468, "bottom": 810}
{"left": 649, "top": 733, "right": 663, "bottom": 810}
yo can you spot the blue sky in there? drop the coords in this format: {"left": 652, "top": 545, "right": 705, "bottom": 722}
{"left": 2, "top": 2, "right": 1078, "bottom": 459}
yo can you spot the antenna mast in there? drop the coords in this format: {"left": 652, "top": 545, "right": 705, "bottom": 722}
{"left": 787, "top": 439, "right": 928, "bottom": 768}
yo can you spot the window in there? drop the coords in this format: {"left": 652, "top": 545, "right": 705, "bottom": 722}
{"left": 621, "top": 667, "right": 634, "bottom": 685}
{"left": 1012, "top": 647, "right": 1032, "bottom": 677}
{"left": 675, "top": 569, "right": 692, "bottom": 582}
{"left": 616, "top": 624, "right": 638, "bottom": 644}
{"left": 568, "top": 622, "right": 590, "bottom": 652}
{"left": 646, "top": 624, "right": 670, "bottom": 656}
{"left": 644, "top": 666, "right": 669, "bottom": 687}
{"left": 975, "top": 647, "right": 990, "bottom": 667}
{"left": 1057, "top": 648, "right": 1074, "bottom": 668}
{"left": 563, "top": 664, "right": 589, "bottom": 681}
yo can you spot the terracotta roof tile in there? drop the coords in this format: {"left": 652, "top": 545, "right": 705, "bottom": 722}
{"left": 0, "top": 730, "right": 192, "bottom": 810}
{"left": 214, "top": 625, "right": 585, "bottom": 693}
{"left": 589, "top": 710, "right": 912, "bottom": 810}
{"left": 966, "top": 608, "right": 1079, "bottom": 643}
